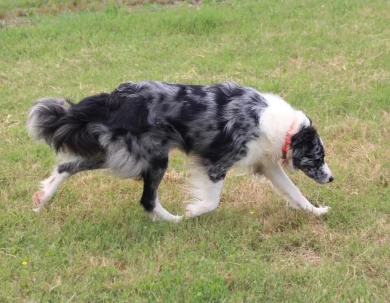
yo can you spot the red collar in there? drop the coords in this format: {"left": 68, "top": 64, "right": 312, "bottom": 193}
{"left": 282, "top": 121, "right": 296, "bottom": 159}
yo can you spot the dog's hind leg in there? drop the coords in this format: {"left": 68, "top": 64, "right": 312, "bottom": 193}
{"left": 32, "top": 158, "right": 105, "bottom": 212}
{"left": 185, "top": 168, "right": 225, "bottom": 218}
{"left": 140, "top": 157, "right": 182, "bottom": 222}
{"left": 261, "top": 161, "right": 329, "bottom": 216}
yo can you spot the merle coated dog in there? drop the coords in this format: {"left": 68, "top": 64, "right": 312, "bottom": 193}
{"left": 27, "top": 81, "right": 333, "bottom": 221}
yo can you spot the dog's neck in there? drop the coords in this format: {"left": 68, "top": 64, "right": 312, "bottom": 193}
{"left": 282, "top": 121, "right": 296, "bottom": 159}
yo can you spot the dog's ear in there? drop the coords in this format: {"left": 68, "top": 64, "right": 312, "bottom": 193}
{"left": 290, "top": 125, "right": 317, "bottom": 154}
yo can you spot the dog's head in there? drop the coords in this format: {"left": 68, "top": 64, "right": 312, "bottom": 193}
{"left": 285, "top": 122, "right": 333, "bottom": 184}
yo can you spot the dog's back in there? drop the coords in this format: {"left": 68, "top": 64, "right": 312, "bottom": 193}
{"left": 29, "top": 81, "right": 268, "bottom": 164}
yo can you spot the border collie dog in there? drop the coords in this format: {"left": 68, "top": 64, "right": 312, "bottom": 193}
{"left": 27, "top": 81, "right": 333, "bottom": 221}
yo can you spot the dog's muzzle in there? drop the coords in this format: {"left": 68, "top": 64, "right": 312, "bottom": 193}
{"left": 320, "top": 162, "right": 333, "bottom": 184}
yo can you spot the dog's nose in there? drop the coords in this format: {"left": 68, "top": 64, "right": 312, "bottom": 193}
{"left": 329, "top": 176, "right": 334, "bottom": 183}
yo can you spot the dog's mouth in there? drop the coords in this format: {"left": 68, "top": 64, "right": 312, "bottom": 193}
{"left": 316, "top": 175, "right": 334, "bottom": 184}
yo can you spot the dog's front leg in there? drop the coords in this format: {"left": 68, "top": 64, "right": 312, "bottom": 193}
{"left": 261, "top": 162, "right": 329, "bottom": 216}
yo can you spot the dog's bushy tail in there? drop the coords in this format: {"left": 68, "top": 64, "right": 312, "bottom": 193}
{"left": 27, "top": 94, "right": 109, "bottom": 157}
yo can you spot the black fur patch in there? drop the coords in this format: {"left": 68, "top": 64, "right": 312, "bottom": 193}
{"left": 290, "top": 125, "right": 327, "bottom": 182}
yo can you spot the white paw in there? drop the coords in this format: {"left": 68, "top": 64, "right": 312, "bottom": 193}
{"left": 185, "top": 203, "right": 202, "bottom": 218}
{"left": 149, "top": 211, "right": 183, "bottom": 222}
{"left": 185, "top": 202, "right": 215, "bottom": 218}
{"left": 312, "top": 206, "right": 330, "bottom": 216}
{"left": 32, "top": 190, "right": 47, "bottom": 212}
{"left": 170, "top": 215, "right": 183, "bottom": 222}
{"left": 185, "top": 204, "right": 197, "bottom": 218}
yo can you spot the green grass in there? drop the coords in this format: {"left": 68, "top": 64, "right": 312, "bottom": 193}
{"left": 1, "top": 0, "right": 389, "bottom": 301}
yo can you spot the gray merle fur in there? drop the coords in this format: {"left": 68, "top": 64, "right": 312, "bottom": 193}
{"left": 28, "top": 81, "right": 268, "bottom": 213}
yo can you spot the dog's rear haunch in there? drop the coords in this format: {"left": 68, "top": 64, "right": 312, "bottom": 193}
{"left": 28, "top": 81, "right": 333, "bottom": 221}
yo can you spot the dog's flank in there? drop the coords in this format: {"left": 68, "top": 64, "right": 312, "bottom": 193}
{"left": 27, "top": 81, "right": 333, "bottom": 220}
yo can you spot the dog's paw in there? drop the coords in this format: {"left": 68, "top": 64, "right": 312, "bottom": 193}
{"left": 32, "top": 190, "right": 53, "bottom": 212}
{"left": 312, "top": 206, "right": 330, "bottom": 216}
{"left": 164, "top": 214, "right": 183, "bottom": 222}
{"left": 33, "top": 191, "right": 44, "bottom": 206}
{"left": 149, "top": 211, "right": 183, "bottom": 222}
{"left": 185, "top": 202, "right": 215, "bottom": 218}
{"left": 185, "top": 204, "right": 197, "bottom": 218}
{"left": 185, "top": 204, "right": 204, "bottom": 218}
{"left": 171, "top": 215, "right": 183, "bottom": 222}
{"left": 32, "top": 191, "right": 45, "bottom": 212}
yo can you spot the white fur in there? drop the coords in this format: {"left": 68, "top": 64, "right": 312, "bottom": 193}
{"left": 185, "top": 168, "right": 224, "bottom": 218}
{"left": 320, "top": 162, "right": 333, "bottom": 183}
{"left": 149, "top": 197, "right": 182, "bottom": 222}
{"left": 234, "top": 93, "right": 308, "bottom": 168}
{"left": 33, "top": 169, "right": 69, "bottom": 212}
{"left": 233, "top": 93, "right": 330, "bottom": 216}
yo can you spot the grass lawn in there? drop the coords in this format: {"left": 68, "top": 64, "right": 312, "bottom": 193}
{"left": 0, "top": 0, "right": 389, "bottom": 301}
